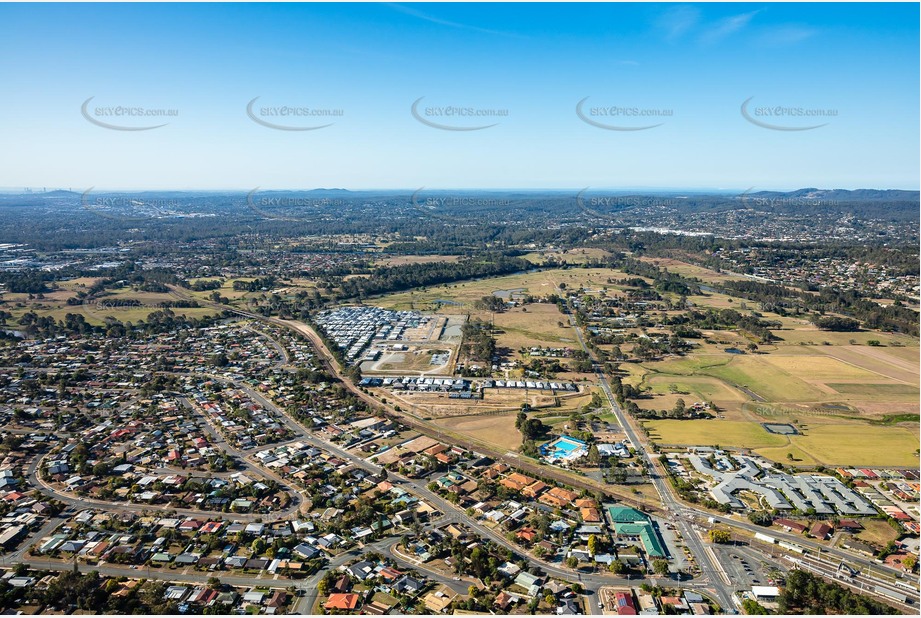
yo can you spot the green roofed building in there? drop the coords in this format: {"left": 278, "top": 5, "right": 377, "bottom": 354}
{"left": 607, "top": 506, "right": 647, "bottom": 524}
{"left": 606, "top": 505, "right": 667, "bottom": 558}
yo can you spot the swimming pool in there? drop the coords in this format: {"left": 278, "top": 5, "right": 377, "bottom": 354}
{"left": 541, "top": 435, "right": 588, "bottom": 462}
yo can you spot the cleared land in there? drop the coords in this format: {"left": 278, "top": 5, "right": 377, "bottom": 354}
{"left": 367, "top": 259, "right": 919, "bottom": 468}
{"left": 647, "top": 418, "right": 917, "bottom": 467}
{"left": 3, "top": 282, "right": 220, "bottom": 326}
{"left": 432, "top": 413, "right": 522, "bottom": 451}
{"left": 644, "top": 420, "right": 788, "bottom": 450}
{"left": 376, "top": 255, "right": 460, "bottom": 266}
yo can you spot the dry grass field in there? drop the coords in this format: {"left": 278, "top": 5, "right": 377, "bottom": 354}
{"left": 376, "top": 255, "right": 460, "bottom": 267}
{"left": 432, "top": 413, "right": 522, "bottom": 451}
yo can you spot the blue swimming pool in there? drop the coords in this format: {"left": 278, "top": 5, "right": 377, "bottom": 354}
{"left": 541, "top": 435, "right": 588, "bottom": 461}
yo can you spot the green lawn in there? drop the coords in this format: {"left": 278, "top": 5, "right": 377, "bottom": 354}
{"left": 643, "top": 420, "right": 787, "bottom": 449}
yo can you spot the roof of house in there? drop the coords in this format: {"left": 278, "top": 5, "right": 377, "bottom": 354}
{"left": 325, "top": 593, "right": 361, "bottom": 610}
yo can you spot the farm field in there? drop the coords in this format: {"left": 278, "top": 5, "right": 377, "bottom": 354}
{"left": 618, "top": 257, "right": 920, "bottom": 467}
{"left": 522, "top": 247, "right": 612, "bottom": 265}
{"left": 782, "top": 423, "right": 919, "bottom": 467}
{"left": 827, "top": 383, "right": 918, "bottom": 397}
{"left": 431, "top": 413, "right": 522, "bottom": 451}
{"left": 371, "top": 267, "right": 647, "bottom": 312}
{"left": 647, "top": 418, "right": 918, "bottom": 467}
{"left": 644, "top": 374, "right": 748, "bottom": 402}
{"left": 636, "top": 256, "right": 750, "bottom": 284}
{"left": 642, "top": 353, "right": 827, "bottom": 402}
{"left": 2, "top": 282, "right": 221, "bottom": 326}
{"left": 645, "top": 420, "right": 787, "bottom": 449}
{"left": 492, "top": 303, "right": 576, "bottom": 353}
{"left": 360, "top": 258, "right": 919, "bottom": 468}
{"left": 375, "top": 254, "right": 460, "bottom": 267}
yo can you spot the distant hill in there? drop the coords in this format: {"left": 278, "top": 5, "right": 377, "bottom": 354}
{"left": 744, "top": 188, "right": 918, "bottom": 202}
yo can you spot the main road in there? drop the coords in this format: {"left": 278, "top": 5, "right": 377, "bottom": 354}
{"left": 556, "top": 293, "right": 738, "bottom": 611}
{"left": 171, "top": 287, "right": 913, "bottom": 611}
{"left": 556, "top": 287, "right": 917, "bottom": 610}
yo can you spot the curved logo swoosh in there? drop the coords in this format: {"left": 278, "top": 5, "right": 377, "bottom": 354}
{"left": 409, "top": 186, "right": 450, "bottom": 220}
{"left": 576, "top": 97, "right": 664, "bottom": 131}
{"left": 736, "top": 187, "right": 756, "bottom": 207}
{"left": 81, "top": 186, "right": 158, "bottom": 222}
{"left": 246, "top": 97, "right": 335, "bottom": 131}
{"left": 740, "top": 97, "right": 828, "bottom": 132}
{"left": 411, "top": 97, "right": 498, "bottom": 131}
{"left": 576, "top": 187, "right": 619, "bottom": 223}
{"left": 246, "top": 187, "right": 334, "bottom": 221}
{"left": 81, "top": 97, "right": 169, "bottom": 131}
{"left": 247, "top": 187, "right": 298, "bottom": 221}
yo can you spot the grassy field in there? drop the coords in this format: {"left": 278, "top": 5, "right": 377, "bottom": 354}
{"left": 786, "top": 424, "right": 919, "bottom": 467}
{"left": 646, "top": 415, "right": 919, "bottom": 467}
{"left": 636, "top": 256, "right": 750, "bottom": 284}
{"left": 432, "top": 413, "right": 522, "bottom": 451}
{"left": 492, "top": 304, "right": 576, "bottom": 352}
{"left": 362, "top": 258, "right": 919, "bottom": 468}
{"left": 522, "top": 247, "right": 612, "bottom": 265}
{"left": 371, "top": 267, "right": 646, "bottom": 311}
{"left": 827, "top": 383, "right": 919, "bottom": 397}
{"left": 2, "top": 282, "right": 221, "bottom": 326}
{"left": 643, "top": 420, "right": 788, "bottom": 449}
{"left": 760, "top": 354, "right": 883, "bottom": 381}
{"left": 375, "top": 255, "right": 460, "bottom": 266}
{"left": 642, "top": 353, "right": 827, "bottom": 402}
{"left": 607, "top": 257, "right": 921, "bottom": 467}
{"left": 645, "top": 374, "right": 748, "bottom": 401}
{"left": 856, "top": 520, "right": 902, "bottom": 547}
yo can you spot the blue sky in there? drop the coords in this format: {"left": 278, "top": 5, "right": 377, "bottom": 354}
{"left": 0, "top": 2, "right": 917, "bottom": 191}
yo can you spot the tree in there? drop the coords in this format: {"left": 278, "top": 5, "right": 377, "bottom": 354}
{"left": 586, "top": 444, "right": 601, "bottom": 466}
{"left": 708, "top": 529, "right": 732, "bottom": 544}
{"left": 587, "top": 534, "right": 598, "bottom": 556}
{"left": 672, "top": 398, "right": 686, "bottom": 417}
{"left": 747, "top": 511, "right": 774, "bottom": 527}
{"left": 652, "top": 559, "right": 669, "bottom": 575}
{"left": 742, "top": 599, "right": 768, "bottom": 614}
{"left": 565, "top": 556, "right": 579, "bottom": 569}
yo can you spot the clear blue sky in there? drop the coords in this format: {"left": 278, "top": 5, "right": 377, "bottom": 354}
{"left": 0, "top": 2, "right": 917, "bottom": 191}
